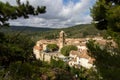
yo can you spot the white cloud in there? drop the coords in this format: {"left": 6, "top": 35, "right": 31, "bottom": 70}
{"left": 0, "top": 0, "right": 96, "bottom": 28}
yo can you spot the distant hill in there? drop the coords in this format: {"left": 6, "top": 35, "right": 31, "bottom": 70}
{"left": 37, "top": 24, "right": 105, "bottom": 39}
{"left": 1, "top": 26, "right": 55, "bottom": 32}
{"left": 0, "top": 24, "right": 105, "bottom": 42}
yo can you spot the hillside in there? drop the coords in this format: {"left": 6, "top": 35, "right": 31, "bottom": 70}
{"left": 37, "top": 24, "right": 105, "bottom": 40}
{"left": 0, "top": 24, "right": 105, "bottom": 42}
{"left": 0, "top": 26, "right": 55, "bottom": 32}
{"left": 59, "top": 24, "right": 105, "bottom": 38}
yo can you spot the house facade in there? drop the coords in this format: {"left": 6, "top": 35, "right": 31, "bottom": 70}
{"left": 69, "top": 50, "right": 95, "bottom": 69}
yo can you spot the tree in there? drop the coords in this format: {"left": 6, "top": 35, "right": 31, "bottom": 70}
{"left": 61, "top": 45, "right": 78, "bottom": 56}
{"left": 0, "top": 0, "right": 46, "bottom": 27}
{"left": 0, "top": 0, "right": 46, "bottom": 66}
{"left": 0, "top": 0, "right": 46, "bottom": 64}
{"left": 89, "top": 0, "right": 120, "bottom": 79}
{"left": 0, "top": 34, "right": 36, "bottom": 66}
{"left": 46, "top": 44, "right": 59, "bottom": 52}
{"left": 50, "top": 58, "right": 70, "bottom": 70}
{"left": 86, "top": 39, "right": 120, "bottom": 80}
{"left": 91, "top": 0, "right": 120, "bottom": 32}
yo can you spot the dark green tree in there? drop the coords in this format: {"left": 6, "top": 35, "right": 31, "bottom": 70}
{"left": 50, "top": 58, "right": 70, "bottom": 70}
{"left": 91, "top": 0, "right": 120, "bottom": 32}
{"left": 88, "top": 0, "right": 120, "bottom": 79}
{"left": 46, "top": 44, "right": 59, "bottom": 52}
{"left": 0, "top": 0, "right": 46, "bottom": 79}
{"left": 86, "top": 39, "right": 120, "bottom": 80}
{"left": 61, "top": 45, "right": 78, "bottom": 56}
{"left": 0, "top": 0, "right": 46, "bottom": 65}
{"left": 0, "top": 0, "right": 46, "bottom": 27}
{"left": 0, "top": 34, "right": 35, "bottom": 66}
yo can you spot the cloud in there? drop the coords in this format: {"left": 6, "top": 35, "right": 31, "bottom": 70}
{"left": 0, "top": 0, "right": 96, "bottom": 28}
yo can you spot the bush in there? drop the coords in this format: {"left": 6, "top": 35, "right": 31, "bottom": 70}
{"left": 61, "top": 45, "right": 78, "bottom": 56}
{"left": 46, "top": 44, "right": 59, "bottom": 52}
{"left": 0, "top": 33, "right": 35, "bottom": 66}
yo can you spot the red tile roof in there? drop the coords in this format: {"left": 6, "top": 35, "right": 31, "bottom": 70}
{"left": 88, "top": 58, "right": 95, "bottom": 64}
{"left": 34, "top": 46, "right": 42, "bottom": 51}
{"left": 70, "top": 50, "right": 95, "bottom": 64}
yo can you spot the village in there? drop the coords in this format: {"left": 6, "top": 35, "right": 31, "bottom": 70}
{"left": 33, "top": 31, "right": 115, "bottom": 69}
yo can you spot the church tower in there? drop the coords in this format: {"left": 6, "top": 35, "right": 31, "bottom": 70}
{"left": 59, "top": 31, "right": 66, "bottom": 51}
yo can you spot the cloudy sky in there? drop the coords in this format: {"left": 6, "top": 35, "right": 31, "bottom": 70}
{"left": 1, "top": 0, "right": 96, "bottom": 28}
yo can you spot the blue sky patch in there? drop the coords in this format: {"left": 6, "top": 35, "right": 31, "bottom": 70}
{"left": 63, "top": 0, "right": 80, "bottom": 5}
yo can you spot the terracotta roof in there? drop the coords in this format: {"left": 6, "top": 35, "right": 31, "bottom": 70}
{"left": 96, "top": 40, "right": 106, "bottom": 45}
{"left": 70, "top": 50, "right": 91, "bottom": 59}
{"left": 70, "top": 50, "right": 95, "bottom": 64}
{"left": 70, "top": 50, "right": 80, "bottom": 55}
{"left": 34, "top": 46, "right": 42, "bottom": 51}
{"left": 79, "top": 49, "right": 87, "bottom": 53}
{"left": 88, "top": 58, "right": 95, "bottom": 64}
{"left": 78, "top": 53, "right": 90, "bottom": 59}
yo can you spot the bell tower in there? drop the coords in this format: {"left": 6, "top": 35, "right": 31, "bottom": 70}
{"left": 59, "top": 31, "right": 66, "bottom": 51}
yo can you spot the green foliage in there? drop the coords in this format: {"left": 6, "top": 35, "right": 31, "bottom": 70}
{"left": 86, "top": 39, "right": 120, "bottom": 80}
{"left": 50, "top": 58, "right": 101, "bottom": 80}
{"left": 91, "top": 0, "right": 108, "bottom": 30}
{"left": 46, "top": 44, "right": 59, "bottom": 52}
{"left": 0, "top": 0, "right": 46, "bottom": 26}
{"left": 61, "top": 45, "right": 78, "bottom": 56}
{"left": 70, "top": 67, "right": 101, "bottom": 80}
{"left": 9, "top": 62, "right": 34, "bottom": 79}
{"left": 107, "top": 6, "right": 120, "bottom": 32}
{"left": 44, "top": 33, "right": 57, "bottom": 40}
{"left": 90, "top": 0, "right": 120, "bottom": 79}
{"left": 0, "top": 61, "right": 50, "bottom": 80}
{"left": 50, "top": 59, "right": 70, "bottom": 70}
{"left": 0, "top": 32, "right": 76, "bottom": 80}
{"left": 91, "top": 0, "right": 120, "bottom": 32}
{"left": 0, "top": 32, "right": 35, "bottom": 66}
{"left": 0, "top": 24, "right": 105, "bottom": 43}
{"left": 0, "top": 0, "right": 46, "bottom": 67}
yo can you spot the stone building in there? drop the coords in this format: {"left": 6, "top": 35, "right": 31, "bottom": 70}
{"left": 59, "top": 30, "right": 66, "bottom": 51}
{"left": 69, "top": 50, "right": 95, "bottom": 69}
{"left": 33, "top": 30, "right": 116, "bottom": 68}
{"left": 33, "top": 31, "right": 66, "bottom": 62}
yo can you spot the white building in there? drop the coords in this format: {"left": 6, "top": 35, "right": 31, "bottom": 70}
{"left": 69, "top": 50, "right": 95, "bottom": 69}
{"left": 33, "top": 44, "right": 43, "bottom": 60}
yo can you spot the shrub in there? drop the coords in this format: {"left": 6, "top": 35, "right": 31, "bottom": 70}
{"left": 61, "top": 45, "right": 78, "bottom": 56}
{"left": 46, "top": 44, "right": 59, "bottom": 52}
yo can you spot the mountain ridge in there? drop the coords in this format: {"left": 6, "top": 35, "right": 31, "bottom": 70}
{"left": 0, "top": 24, "right": 105, "bottom": 41}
